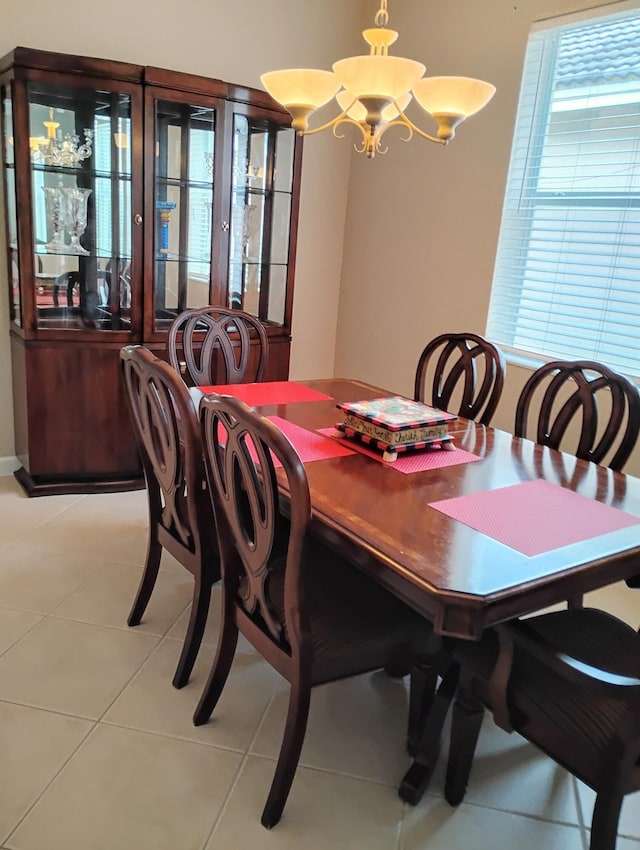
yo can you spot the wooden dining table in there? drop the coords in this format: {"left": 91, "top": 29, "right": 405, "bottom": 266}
{"left": 196, "top": 376, "right": 640, "bottom": 800}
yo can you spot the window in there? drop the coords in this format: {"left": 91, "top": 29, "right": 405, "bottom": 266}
{"left": 486, "top": 2, "right": 640, "bottom": 378}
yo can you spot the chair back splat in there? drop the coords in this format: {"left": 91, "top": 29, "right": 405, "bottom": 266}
{"left": 414, "top": 332, "right": 505, "bottom": 426}
{"left": 167, "top": 306, "right": 268, "bottom": 387}
{"left": 120, "top": 345, "right": 220, "bottom": 689}
{"left": 514, "top": 359, "right": 640, "bottom": 472}
{"left": 195, "top": 394, "right": 434, "bottom": 828}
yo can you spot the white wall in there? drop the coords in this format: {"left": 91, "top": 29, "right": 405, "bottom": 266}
{"left": 0, "top": 0, "right": 361, "bottom": 462}
{"left": 334, "top": 0, "right": 640, "bottom": 476}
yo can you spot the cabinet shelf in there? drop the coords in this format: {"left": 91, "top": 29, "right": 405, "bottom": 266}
{"left": 31, "top": 163, "right": 133, "bottom": 180}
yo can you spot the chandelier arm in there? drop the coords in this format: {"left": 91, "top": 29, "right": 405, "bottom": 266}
{"left": 332, "top": 117, "right": 370, "bottom": 144}
{"left": 395, "top": 108, "right": 447, "bottom": 146}
{"left": 377, "top": 119, "right": 414, "bottom": 145}
{"left": 297, "top": 99, "right": 361, "bottom": 137}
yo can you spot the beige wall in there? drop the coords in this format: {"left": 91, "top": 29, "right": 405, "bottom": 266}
{"left": 0, "top": 0, "right": 363, "bottom": 463}
{"left": 334, "top": 0, "right": 640, "bottom": 476}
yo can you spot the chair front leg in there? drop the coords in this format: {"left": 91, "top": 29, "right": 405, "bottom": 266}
{"left": 261, "top": 677, "right": 312, "bottom": 829}
{"left": 173, "top": 574, "right": 212, "bottom": 689}
{"left": 127, "top": 529, "right": 162, "bottom": 627}
{"left": 590, "top": 788, "right": 624, "bottom": 850}
{"left": 193, "top": 609, "right": 239, "bottom": 725}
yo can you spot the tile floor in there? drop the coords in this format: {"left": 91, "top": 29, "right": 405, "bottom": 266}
{"left": 0, "top": 473, "right": 638, "bottom": 850}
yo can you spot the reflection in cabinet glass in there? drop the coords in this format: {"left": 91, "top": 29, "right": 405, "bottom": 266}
{"left": 153, "top": 100, "right": 216, "bottom": 324}
{"left": 2, "top": 91, "right": 20, "bottom": 325}
{"left": 228, "top": 114, "right": 295, "bottom": 326}
{"left": 28, "top": 82, "right": 133, "bottom": 331}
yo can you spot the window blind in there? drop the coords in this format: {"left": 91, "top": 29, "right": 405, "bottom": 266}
{"left": 486, "top": 4, "right": 640, "bottom": 378}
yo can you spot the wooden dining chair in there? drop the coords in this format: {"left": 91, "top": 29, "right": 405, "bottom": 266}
{"left": 444, "top": 609, "right": 640, "bottom": 850}
{"left": 516, "top": 359, "right": 640, "bottom": 603}
{"left": 194, "top": 393, "right": 435, "bottom": 828}
{"left": 514, "top": 359, "right": 640, "bottom": 473}
{"left": 167, "top": 306, "right": 268, "bottom": 387}
{"left": 413, "top": 332, "right": 506, "bottom": 426}
{"left": 120, "top": 345, "right": 220, "bottom": 688}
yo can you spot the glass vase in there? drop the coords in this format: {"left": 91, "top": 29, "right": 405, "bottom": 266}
{"left": 42, "top": 187, "right": 66, "bottom": 252}
{"left": 63, "top": 187, "right": 92, "bottom": 255}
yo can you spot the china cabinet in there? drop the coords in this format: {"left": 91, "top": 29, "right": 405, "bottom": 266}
{"left": 0, "top": 48, "right": 301, "bottom": 495}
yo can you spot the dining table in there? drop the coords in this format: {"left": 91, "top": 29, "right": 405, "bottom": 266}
{"left": 195, "top": 376, "right": 640, "bottom": 801}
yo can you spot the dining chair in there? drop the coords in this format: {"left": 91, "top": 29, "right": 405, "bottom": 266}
{"left": 514, "top": 359, "right": 640, "bottom": 473}
{"left": 120, "top": 345, "right": 220, "bottom": 688}
{"left": 516, "top": 359, "right": 640, "bottom": 604}
{"left": 194, "top": 393, "right": 435, "bottom": 828}
{"left": 413, "top": 332, "right": 506, "bottom": 426}
{"left": 444, "top": 609, "right": 640, "bottom": 850}
{"left": 166, "top": 306, "right": 268, "bottom": 387}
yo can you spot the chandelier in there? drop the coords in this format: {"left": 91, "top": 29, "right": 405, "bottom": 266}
{"left": 30, "top": 109, "right": 93, "bottom": 168}
{"left": 261, "top": 0, "right": 495, "bottom": 159}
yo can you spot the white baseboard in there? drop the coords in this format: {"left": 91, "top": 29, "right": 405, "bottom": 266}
{"left": 0, "top": 456, "right": 20, "bottom": 476}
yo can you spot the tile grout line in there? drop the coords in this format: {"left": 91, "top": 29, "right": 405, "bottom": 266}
{"left": 199, "top": 690, "right": 280, "bottom": 849}
{"left": 1, "top": 718, "right": 101, "bottom": 847}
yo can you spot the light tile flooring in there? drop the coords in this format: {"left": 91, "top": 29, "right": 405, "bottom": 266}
{"left": 0, "top": 473, "right": 638, "bottom": 850}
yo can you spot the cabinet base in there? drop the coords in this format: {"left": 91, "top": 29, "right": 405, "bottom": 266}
{"left": 14, "top": 466, "right": 145, "bottom": 498}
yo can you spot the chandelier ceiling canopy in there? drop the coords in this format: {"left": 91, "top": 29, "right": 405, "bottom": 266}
{"left": 261, "top": 0, "right": 495, "bottom": 158}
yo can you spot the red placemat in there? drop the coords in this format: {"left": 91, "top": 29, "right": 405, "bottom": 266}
{"left": 317, "top": 428, "right": 481, "bottom": 474}
{"left": 428, "top": 479, "right": 640, "bottom": 556}
{"left": 216, "top": 417, "right": 355, "bottom": 467}
{"left": 267, "top": 417, "right": 356, "bottom": 466}
{"left": 198, "top": 381, "right": 333, "bottom": 406}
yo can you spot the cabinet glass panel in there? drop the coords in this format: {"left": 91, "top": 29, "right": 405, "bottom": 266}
{"left": 28, "top": 82, "right": 132, "bottom": 330}
{"left": 228, "top": 116, "right": 295, "bottom": 325}
{"left": 153, "top": 101, "right": 216, "bottom": 325}
{"left": 2, "top": 90, "right": 20, "bottom": 326}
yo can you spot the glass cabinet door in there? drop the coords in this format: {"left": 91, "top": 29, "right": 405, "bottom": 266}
{"left": 228, "top": 113, "right": 296, "bottom": 326}
{"left": 1, "top": 87, "right": 20, "bottom": 326}
{"left": 28, "top": 81, "right": 134, "bottom": 331}
{"left": 152, "top": 98, "right": 218, "bottom": 330}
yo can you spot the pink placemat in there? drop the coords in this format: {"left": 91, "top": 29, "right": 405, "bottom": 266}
{"left": 317, "top": 428, "right": 482, "bottom": 474}
{"left": 428, "top": 479, "right": 640, "bottom": 556}
{"left": 198, "top": 381, "right": 332, "bottom": 406}
{"left": 268, "top": 417, "right": 356, "bottom": 466}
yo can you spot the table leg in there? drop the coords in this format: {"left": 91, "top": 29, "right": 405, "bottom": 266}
{"left": 399, "top": 664, "right": 458, "bottom": 805}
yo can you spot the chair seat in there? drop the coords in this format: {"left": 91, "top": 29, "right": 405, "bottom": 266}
{"left": 450, "top": 609, "right": 640, "bottom": 791}
{"left": 242, "top": 539, "right": 433, "bottom": 685}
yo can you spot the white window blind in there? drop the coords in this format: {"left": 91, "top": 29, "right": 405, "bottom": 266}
{"left": 486, "top": 3, "right": 640, "bottom": 378}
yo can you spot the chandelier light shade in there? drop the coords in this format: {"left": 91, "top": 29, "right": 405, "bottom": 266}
{"left": 260, "top": 0, "right": 495, "bottom": 158}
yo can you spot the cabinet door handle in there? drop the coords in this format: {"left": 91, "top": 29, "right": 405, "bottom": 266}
{"left": 134, "top": 214, "right": 143, "bottom": 226}
{"left": 221, "top": 220, "right": 229, "bottom": 232}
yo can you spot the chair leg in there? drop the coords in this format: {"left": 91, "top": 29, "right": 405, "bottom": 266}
{"left": 127, "top": 531, "right": 162, "bottom": 627}
{"left": 172, "top": 576, "right": 212, "bottom": 689}
{"left": 444, "top": 685, "right": 484, "bottom": 806}
{"left": 261, "top": 680, "right": 312, "bottom": 829}
{"left": 193, "top": 614, "right": 238, "bottom": 725}
{"left": 590, "top": 789, "right": 624, "bottom": 850}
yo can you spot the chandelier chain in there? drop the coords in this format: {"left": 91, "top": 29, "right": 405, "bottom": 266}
{"left": 374, "top": 0, "right": 389, "bottom": 28}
